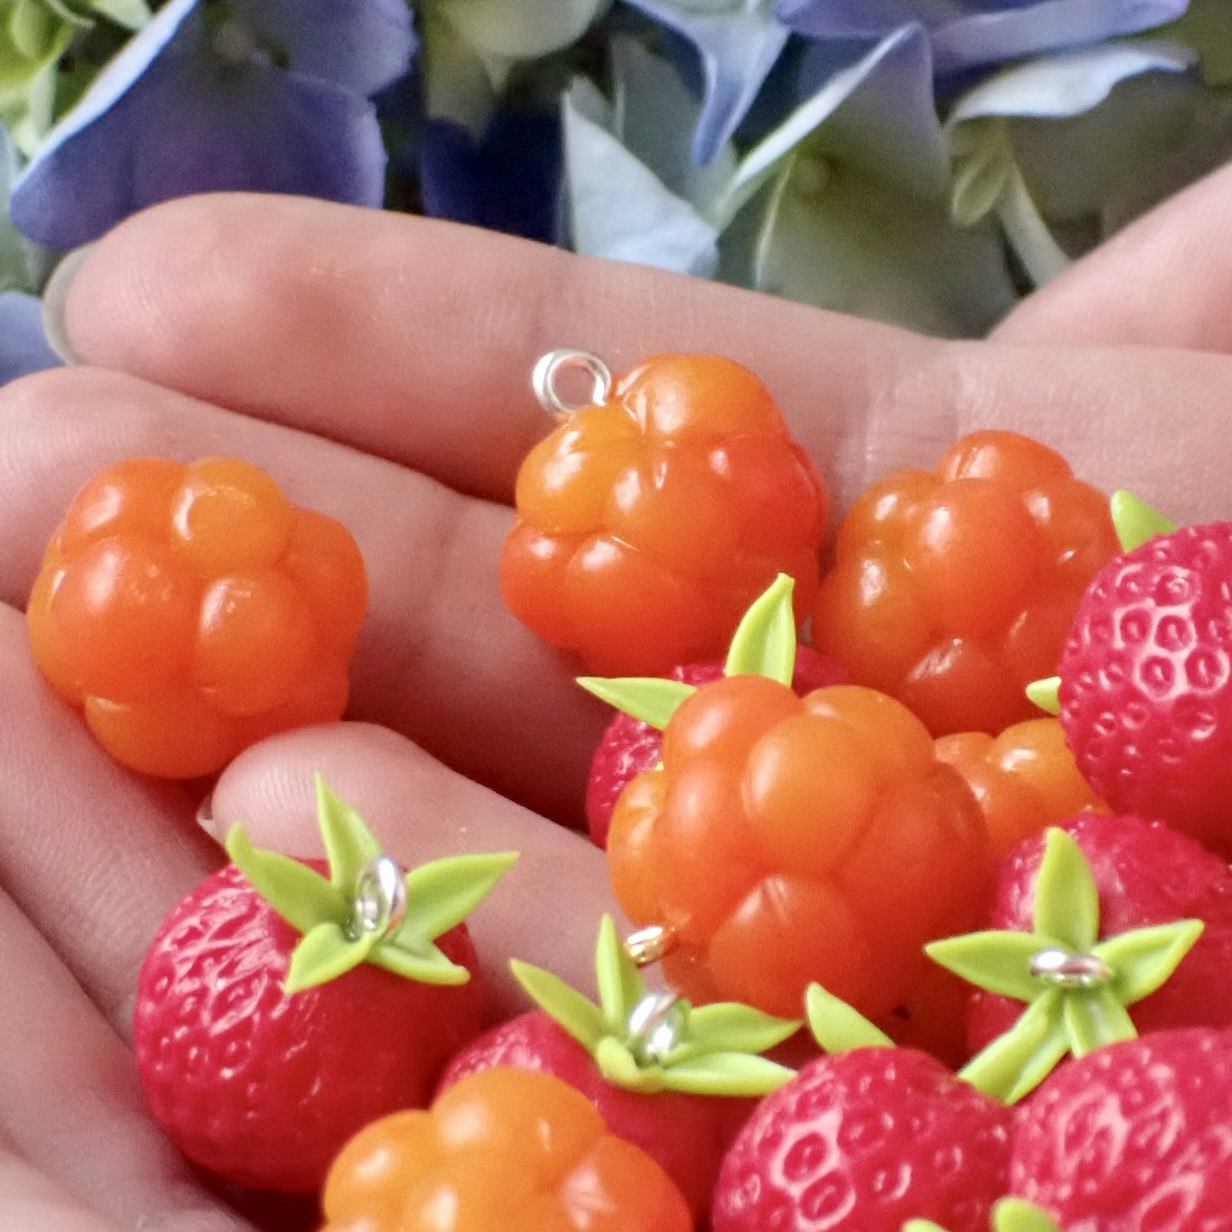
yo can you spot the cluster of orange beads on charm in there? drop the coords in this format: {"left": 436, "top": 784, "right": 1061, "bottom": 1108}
{"left": 813, "top": 430, "right": 1119, "bottom": 736}
{"left": 27, "top": 457, "right": 368, "bottom": 778}
{"left": 608, "top": 676, "right": 989, "bottom": 1022}
{"left": 501, "top": 350, "right": 828, "bottom": 675}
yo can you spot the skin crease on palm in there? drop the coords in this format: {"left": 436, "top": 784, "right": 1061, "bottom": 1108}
{"left": 1, "top": 158, "right": 1231, "bottom": 1230}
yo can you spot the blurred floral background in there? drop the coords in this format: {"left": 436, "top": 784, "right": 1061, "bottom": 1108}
{"left": 2, "top": 0, "right": 1230, "bottom": 386}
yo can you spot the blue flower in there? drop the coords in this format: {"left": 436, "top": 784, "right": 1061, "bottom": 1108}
{"left": 9, "top": 0, "right": 416, "bottom": 250}
{"left": 0, "top": 290, "right": 59, "bottom": 384}
{"left": 778, "top": 0, "right": 1191, "bottom": 75}
{"left": 620, "top": 0, "right": 793, "bottom": 164}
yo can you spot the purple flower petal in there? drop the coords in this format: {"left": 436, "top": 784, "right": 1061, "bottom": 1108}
{"left": 779, "top": 0, "right": 1190, "bottom": 73}
{"left": 0, "top": 292, "right": 60, "bottom": 385}
{"left": 419, "top": 108, "right": 562, "bottom": 243}
{"left": 10, "top": 0, "right": 392, "bottom": 250}
{"left": 237, "top": 0, "right": 416, "bottom": 95}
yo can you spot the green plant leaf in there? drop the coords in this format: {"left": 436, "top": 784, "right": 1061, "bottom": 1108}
{"left": 510, "top": 958, "right": 607, "bottom": 1051}
{"left": 399, "top": 851, "right": 518, "bottom": 948}
{"left": 367, "top": 935, "right": 471, "bottom": 986}
{"left": 315, "top": 774, "right": 382, "bottom": 893}
{"left": 1096, "top": 919, "right": 1204, "bottom": 1005}
{"left": 660, "top": 1052, "right": 797, "bottom": 1097}
{"left": 595, "top": 1036, "right": 663, "bottom": 1092}
{"left": 805, "top": 982, "right": 894, "bottom": 1052}
{"left": 1033, "top": 829, "right": 1100, "bottom": 951}
{"left": 225, "top": 825, "right": 346, "bottom": 935}
{"left": 1110, "top": 489, "right": 1176, "bottom": 552}
{"left": 958, "top": 990, "right": 1067, "bottom": 1102}
{"left": 724, "top": 573, "right": 797, "bottom": 684}
{"left": 1063, "top": 986, "right": 1137, "bottom": 1057}
{"left": 593, "top": 914, "right": 645, "bottom": 1025}
{"left": 576, "top": 676, "right": 696, "bottom": 729}
{"left": 284, "top": 921, "right": 374, "bottom": 994}
{"left": 684, "top": 1002, "right": 801, "bottom": 1056}
{"left": 903, "top": 1223, "right": 947, "bottom": 1232}
{"left": 90, "top": 0, "right": 150, "bottom": 29}
{"left": 925, "top": 931, "right": 1059, "bottom": 1002}
{"left": 1026, "top": 676, "right": 1061, "bottom": 716}
{"left": 993, "top": 1197, "right": 1064, "bottom": 1232}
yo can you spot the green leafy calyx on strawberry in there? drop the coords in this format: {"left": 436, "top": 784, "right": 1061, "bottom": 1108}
{"left": 510, "top": 914, "right": 800, "bottom": 1096}
{"left": 906, "top": 1195, "right": 1064, "bottom": 1232}
{"left": 929, "top": 828, "right": 1202, "bottom": 1103}
{"left": 576, "top": 572, "right": 797, "bottom": 726}
{"left": 225, "top": 773, "right": 518, "bottom": 995}
{"left": 804, "top": 982, "right": 894, "bottom": 1052}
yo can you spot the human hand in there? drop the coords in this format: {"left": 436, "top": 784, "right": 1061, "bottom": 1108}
{"left": 2, "top": 160, "right": 1232, "bottom": 1229}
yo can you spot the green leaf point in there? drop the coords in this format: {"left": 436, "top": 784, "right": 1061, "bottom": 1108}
{"left": 906, "top": 1198, "right": 1064, "bottom": 1232}
{"left": 937, "top": 826, "right": 1203, "bottom": 1102}
{"left": 725, "top": 572, "right": 797, "bottom": 685}
{"left": 805, "top": 983, "right": 894, "bottom": 1053}
{"left": 576, "top": 675, "right": 697, "bottom": 729}
{"left": 226, "top": 776, "right": 517, "bottom": 995}
{"left": 1025, "top": 676, "right": 1061, "bottom": 716}
{"left": 1110, "top": 489, "right": 1177, "bottom": 553}
{"left": 509, "top": 915, "right": 800, "bottom": 1097}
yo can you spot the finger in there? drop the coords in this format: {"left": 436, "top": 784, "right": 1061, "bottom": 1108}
{"left": 994, "top": 161, "right": 1232, "bottom": 350}
{"left": 0, "top": 366, "right": 604, "bottom": 821}
{"left": 0, "top": 889, "right": 251, "bottom": 1231}
{"left": 208, "top": 721, "right": 621, "bottom": 1017}
{"left": 0, "top": 602, "right": 221, "bottom": 1033}
{"left": 51, "top": 193, "right": 940, "bottom": 511}
{"left": 0, "top": 1154, "right": 120, "bottom": 1232}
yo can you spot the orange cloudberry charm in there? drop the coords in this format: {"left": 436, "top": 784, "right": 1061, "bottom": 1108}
{"left": 27, "top": 456, "right": 367, "bottom": 778}
{"left": 321, "top": 1066, "right": 692, "bottom": 1232}
{"left": 501, "top": 349, "right": 828, "bottom": 675}
{"left": 812, "top": 430, "right": 1118, "bottom": 736}
{"left": 586, "top": 575, "right": 990, "bottom": 1024}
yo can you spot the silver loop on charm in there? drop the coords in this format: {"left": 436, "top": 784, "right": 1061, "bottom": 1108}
{"left": 1029, "top": 947, "right": 1113, "bottom": 990}
{"left": 531, "top": 349, "right": 612, "bottom": 418}
{"left": 627, "top": 991, "right": 690, "bottom": 1065}
{"left": 345, "top": 855, "right": 409, "bottom": 942}
{"left": 624, "top": 924, "right": 678, "bottom": 967}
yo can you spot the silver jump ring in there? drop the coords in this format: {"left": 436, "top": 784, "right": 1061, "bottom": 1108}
{"left": 345, "top": 854, "right": 409, "bottom": 942}
{"left": 531, "top": 349, "right": 612, "bottom": 418}
{"left": 626, "top": 991, "right": 690, "bottom": 1065}
{"left": 1029, "top": 947, "right": 1113, "bottom": 990}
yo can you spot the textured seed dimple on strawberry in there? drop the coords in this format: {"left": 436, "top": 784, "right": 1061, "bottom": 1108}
{"left": 590, "top": 575, "right": 991, "bottom": 1027}
{"left": 27, "top": 456, "right": 368, "bottom": 778}
{"left": 436, "top": 915, "right": 800, "bottom": 1222}
{"left": 501, "top": 349, "right": 828, "bottom": 676}
{"left": 132, "top": 776, "right": 517, "bottom": 1194}
{"left": 812, "top": 430, "right": 1118, "bottom": 737}
{"left": 321, "top": 1067, "right": 693, "bottom": 1232}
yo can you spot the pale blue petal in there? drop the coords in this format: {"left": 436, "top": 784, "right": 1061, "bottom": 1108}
{"left": 609, "top": 35, "right": 736, "bottom": 219}
{"left": 623, "top": 0, "right": 791, "bottom": 163}
{"left": 725, "top": 25, "right": 945, "bottom": 221}
{"left": 563, "top": 77, "right": 719, "bottom": 277}
{"left": 237, "top": 0, "right": 416, "bottom": 95}
{"left": 779, "top": 0, "right": 1189, "bottom": 72}
{"left": 0, "top": 292, "right": 59, "bottom": 384}
{"left": 753, "top": 153, "right": 1016, "bottom": 334}
{"left": 948, "top": 38, "right": 1196, "bottom": 121}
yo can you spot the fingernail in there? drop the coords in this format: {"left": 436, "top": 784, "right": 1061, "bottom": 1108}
{"left": 40, "top": 243, "right": 95, "bottom": 364}
{"left": 196, "top": 791, "right": 224, "bottom": 843}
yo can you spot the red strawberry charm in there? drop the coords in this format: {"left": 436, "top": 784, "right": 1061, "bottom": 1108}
{"left": 1011, "top": 1028, "right": 1232, "bottom": 1229}
{"left": 712, "top": 986, "right": 1013, "bottom": 1232}
{"left": 438, "top": 915, "right": 800, "bottom": 1222}
{"left": 928, "top": 825, "right": 1203, "bottom": 1103}
{"left": 585, "top": 645, "right": 848, "bottom": 847}
{"left": 133, "top": 775, "right": 517, "bottom": 1194}
{"left": 1033, "top": 492, "right": 1232, "bottom": 855}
